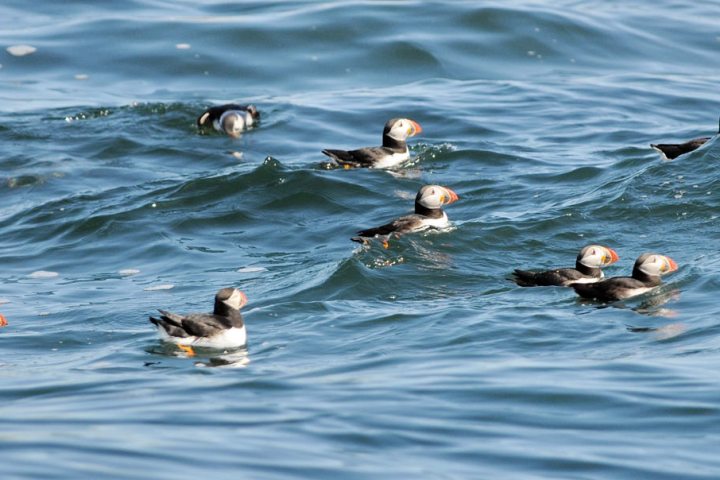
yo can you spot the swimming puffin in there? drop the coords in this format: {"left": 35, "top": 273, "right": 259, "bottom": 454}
{"left": 197, "top": 104, "right": 259, "bottom": 137}
{"left": 352, "top": 185, "right": 459, "bottom": 245}
{"left": 322, "top": 117, "right": 422, "bottom": 168}
{"left": 512, "top": 244, "right": 620, "bottom": 287}
{"left": 149, "top": 287, "right": 248, "bottom": 356}
{"left": 572, "top": 253, "right": 678, "bottom": 302}
{"left": 651, "top": 117, "right": 718, "bottom": 160}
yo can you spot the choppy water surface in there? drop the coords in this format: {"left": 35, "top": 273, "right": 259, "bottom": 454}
{"left": 2, "top": 1, "right": 720, "bottom": 479}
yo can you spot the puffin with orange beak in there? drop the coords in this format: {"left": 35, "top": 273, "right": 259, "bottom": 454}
{"left": 149, "top": 287, "right": 248, "bottom": 356}
{"left": 352, "top": 185, "right": 459, "bottom": 245}
{"left": 572, "top": 253, "right": 678, "bottom": 302}
{"left": 513, "top": 245, "right": 620, "bottom": 287}
{"left": 322, "top": 117, "right": 422, "bottom": 168}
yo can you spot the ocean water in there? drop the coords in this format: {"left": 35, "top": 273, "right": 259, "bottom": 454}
{"left": 2, "top": 1, "right": 720, "bottom": 478}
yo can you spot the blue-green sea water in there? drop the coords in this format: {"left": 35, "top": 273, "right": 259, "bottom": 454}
{"left": 2, "top": 1, "right": 720, "bottom": 479}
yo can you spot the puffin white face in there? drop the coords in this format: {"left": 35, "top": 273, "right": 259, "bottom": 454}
{"left": 385, "top": 118, "right": 422, "bottom": 141}
{"left": 221, "top": 112, "right": 247, "bottom": 138}
{"left": 637, "top": 254, "right": 679, "bottom": 277}
{"left": 578, "top": 245, "right": 620, "bottom": 268}
{"left": 223, "top": 288, "right": 249, "bottom": 310}
{"left": 416, "top": 185, "right": 460, "bottom": 209}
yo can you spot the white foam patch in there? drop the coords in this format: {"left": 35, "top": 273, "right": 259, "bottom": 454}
{"left": 74, "top": 74, "right": 89, "bottom": 80}
{"left": 237, "top": 266, "right": 267, "bottom": 273}
{"left": 144, "top": 284, "right": 174, "bottom": 291}
{"left": 7, "top": 45, "right": 37, "bottom": 56}
{"left": 175, "top": 43, "right": 191, "bottom": 50}
{"left": 0, "top": 299, "right": 9, "bottom": 305}
{"left": 29, "top": 270, "right": 59, "bottom": 279}
{"left": 230, "top": 151, "right": 244, "bottom": 160}
{"left": 119, "top": 269, "right": 140, "bottom": 276}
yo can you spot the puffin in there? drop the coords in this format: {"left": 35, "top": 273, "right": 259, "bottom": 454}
{"left": 572, "top": 253, "right": 678, "bottom": 302}
{"left": 322, "top": 117, "right": 422, "bottom": 168}
{"left": 651, "top": 117, "right": 718, "bottom": 160}
{"left": 197, "top": 104, "right": 260, "bottom": 137}
{"left": 149, "top": 287, "right": 248, "bottom": 356}
{"left": 352, "top": 185, "right": 459, "bottom": 245}
{"left": 512, "top": 244, "right": 620, "bottom": 287}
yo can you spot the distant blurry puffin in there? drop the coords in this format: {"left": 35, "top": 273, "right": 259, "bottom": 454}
{"left": 322, "top": 117, "right": 422, "bottom": 168}
{"left": 149, "top": 287, "right": 248, "bottom": 356}
{"left": 572, "top": 253, "right": 678, "bottom": 302}
{"left": 651, "top": 117, "right": 718, "bottom": 160}
{"left": 197, "top": 104, "right": 259, "bottom": 137}
{"left": 352, "top": 185, "right": 459, "bottom": 245}
{"left": 513, "top": 244, "right": 620, "bottom": 287}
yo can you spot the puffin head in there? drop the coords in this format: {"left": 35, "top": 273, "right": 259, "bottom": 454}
{"left": 384, "top": 118, "right": 422, "bottom": 142}
{"left": 221, "top": 112, "right": 248, "bottom": 138}
{"left": 246, "top": 105, "right": 260, "bottom": 122}
{"left": 415, "top": 185, "right": 459, "bottom": 209}
{"left": 634, "top": 253, "right": 678, "bottom": 277}
{"left": 577, "top": 245, "right": 620, "bottom": 268}
{"left": 216, "top": 287, "right": 249, "bottom": 311}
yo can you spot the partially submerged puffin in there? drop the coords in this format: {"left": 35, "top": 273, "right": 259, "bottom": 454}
{"left": 513, "top": 244, "right": 620, "bottom": 287}
{"left": 651, "top": 117, "right": 718, "bottom": 160}
{"left": 572, "top": 253, "right": 678, "bottom": 302}
{"left": 352, "top": 185, "right": 459, "bottom": 245}
{"left": 197, "top": 104, "right": 259, "bottom": 137}
{"left": 149, "top": 287, "right": 248, "bottom": 356}
{"left": 322, "top": 117, "right": 422, "bottom": 168}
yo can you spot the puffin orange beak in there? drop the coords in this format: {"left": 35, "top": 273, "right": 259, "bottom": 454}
{"left": 409, "top": 120, "right": 422, "bottom": 136}
{"left": 238, "top": 290, "right": 249, "bottom": 309}
{"left": 443, "top": 187, "right": 459, "bottom": 204}
{"left": 665, "top": 256, "right": 678, "bottom": 272}
{"left": 606, "top": 248, "right": 620, "bottom": 265}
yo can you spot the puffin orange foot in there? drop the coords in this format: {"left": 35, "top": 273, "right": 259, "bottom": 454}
{"left": 178, "top": 344, "right": 195, "bottom": 357}
{"left": 382, "top": 240, "right": 390, "bottom": 249}
{"left": 343, "top": 164, "right": 351, "bottom": 170}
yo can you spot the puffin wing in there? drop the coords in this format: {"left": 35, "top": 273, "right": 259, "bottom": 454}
{"left": 150, "top": 310, "right": 231, "bottom": 339}
{"left": 176, "top": 313, "right": 233, "bottom": 338}
{"left": 573, "top": 277, "right": 645, "bottom": 301}
{"left": 322, "top": 147, "right": 389, "bottom": 168}
{"left": 353, "top": 215, "right": 424, "bottom": 241}
{"left": 150, "top": 310, "right": 190, "bottom": 338}
{"left": 512, "top": 268, "right": 581, "bottom": 287}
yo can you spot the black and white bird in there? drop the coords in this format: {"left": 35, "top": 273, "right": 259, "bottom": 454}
{"left": 352, "top": 185, "right": 459, "bottom": 245}
{"left": 197, "top": 104, "right": 260, "bottom": 137}
{"left": 149, "top": 287, "right": 248, "bottom": 356}
{"left": 322, "top": 117, "right": 422, "bottom": 168}
{"left": 651, "top": 117, "right": 718, "bottom": 160}
{"left": 572, "top": 253, "right": 678, "bottom": 302}
{"left": 512, "top": 244, "right": 620, "bottom": 287}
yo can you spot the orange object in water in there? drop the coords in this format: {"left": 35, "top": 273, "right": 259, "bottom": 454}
{"left": 177, "top": 344, "right": 195, "bottom": 356}
{"left": 0, "top": 314, "right": 7, "bottom": 327}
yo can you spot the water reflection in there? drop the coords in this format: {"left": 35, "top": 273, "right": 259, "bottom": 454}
{"left": 146, "top": 343, "right": 250, "bottom": 368}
